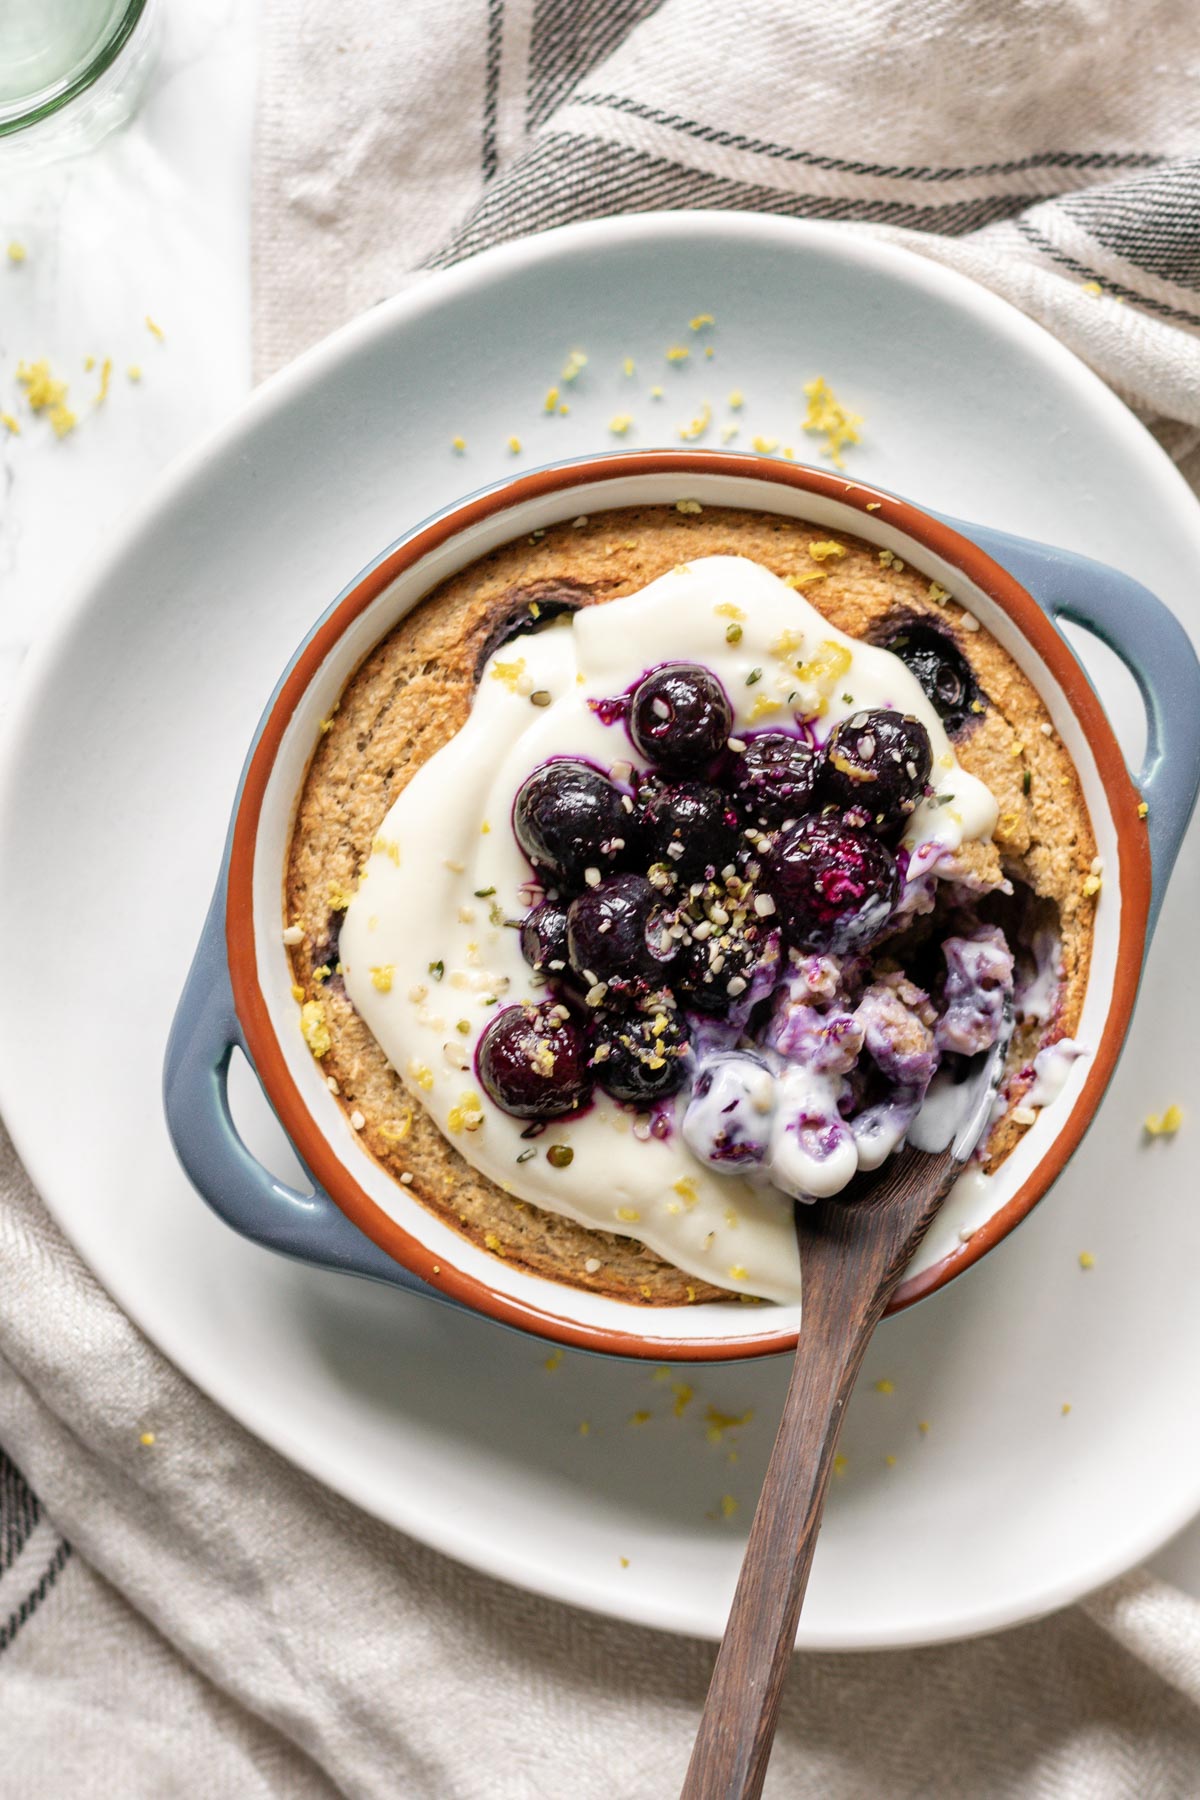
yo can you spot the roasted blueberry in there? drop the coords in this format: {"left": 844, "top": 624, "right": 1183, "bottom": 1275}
{"left": 732, "top": 732, "right": 823, "bottom": 825}
{"left": 566, "top": 873, "right": 677, "bottom": 992}
{"left": 513, "top": 759, "right": 636, "bottom": 884}
{"left": 763, "top": 814, "right": 901, "bottom": 954}
{"left": 821, "top": 709, "right": 933, "bottom": 834}
{"left": 519, "top": 900, "right": 570, "bottom": 974}
{"left": 476, "top": 1002, "right": 591, "bottom": 1119}
{"left": 591, "top": 1003, "right": 691, "bottom": 1103}
{"left": 675, "top": 925, "right": 762, "bottom": 1013}
{"left": 641, "top": 781, "right": 737, "bottom": 880}
{"left": 879, "top": 623, "right": 982, "bottom": 736}
{"left": 628, "top": 663, "right": 732, "bottom": 769}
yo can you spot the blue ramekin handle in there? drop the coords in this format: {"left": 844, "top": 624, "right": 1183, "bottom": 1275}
{"left": 164, "top": 881, "right": 442, "bottom": 1297}
{"left": 945, "top": 520, "right": 1200, "bottom": 938}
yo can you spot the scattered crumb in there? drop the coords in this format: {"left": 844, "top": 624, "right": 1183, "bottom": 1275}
{"left": 1082, "top": 873, "right": 1102, "bottom": 898}
{"left": 751, "top": 435, "right": 779, "bottom": 454}
{"left": 807, "top": 539, "right": 847, "bottom": 562}
{"left": 451, "top": 435, "right": 466, "bottom": 451}
{"left": 1062, "top": 1402, "right": 1072, "bottom": 1415}
{"left": 1144, "top": 1104, "right": 1183, "bottom": 1138}
{"left": 833, "top": 1453, "right": 849, "bottom": 1476}
{"left": 619, "top": 1556, "right": 630, "bottom": 1568}
{"left": 865, "top": 501, "right": 882, "bottom": 512}
{"left": 1137, "top": 800, "right": 1149, "bottom": 819}
{"left": 689, "top": 313, "right": 714, "bottom": 330}
{"left": 622, "top": 357, "right": 635, "bottom": 376}
{"left": 679, "top": 401, "right": 711, "bottom": 442}
{"left": 918, "top": 1420, "right": 930, "bottom": 1436}
{"left": 720, "top": 1494, "right": 738, "bottom": 1518}
{"left": 544, "top": 1349, "right": 562, "bottom": 1372}
{"left": 1, "top": 412, "right": 18, "bottom": 436}
{"left": 507, "top": 434, "right": 521, "bottom": 453}
{"left": 127, "top": 364, "right": 142, "bottom": 383}
{"left": 609, "top": 412, "right": 634, "bottom": 435}
{"left": 802, "top": 375, "right": 862, "bottom": 469}
{"left": 671, "top": 1381, "right": 694, "bottom": 1418}
{"left": 145, "top": 315, "right": 165, "bottom": 342}
{"left": 138, "top": 1430, "right": 156, "bottom": 1447}
{"left": 94, "top": 357, "right": 113, "bottom": 406}
{"left": 1078, "top": 1250, "right": 1095, "bottom": 1271}
{"left": 675, "top": 498, "right": 703, "bottom": 514}
{"left": 1082, "top": 280, "right": 1102, "bottom": 296}
{"left": 7, "top": 242, "right": 27, "bottom": 264}
{"left": 704, "top": 1406, "right": 753, "bottom": 1445}
{"left": 561, "top": 348, "right": 588, "bottom": 382}
{"left": 873, "top": 1378, "right": 895, "bottom": 1395}
{"left": 728, "top": 389, "right": 744, "bottom": 409}
{"left": 543, "top": 386, "right": 560, "bottom": 413}
{"left": 629, "top": 1410, "right": 651, "bottom": 1426}
{"left": 884, "top": 1454, "right": 897, "bottom": 1468}
{"left": 578, "top": 1420, "right": 591, "bottom": 1436}
{"left": 16, "top": 359, "right": 76, "bottom": 436}
{"left": 300, "top": 1001, "right": 331, "bottom": 1059}
{"left": 666, "top": 345, "right": 690, "bottom": 363}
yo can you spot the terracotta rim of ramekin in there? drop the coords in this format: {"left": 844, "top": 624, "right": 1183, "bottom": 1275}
{"left": 225, "top": 453, "right": 1150, "bottom": 1361}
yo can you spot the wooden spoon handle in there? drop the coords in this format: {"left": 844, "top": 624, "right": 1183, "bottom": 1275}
{"left": 678, "top": 1275, "right": 881, "bottom": 1800}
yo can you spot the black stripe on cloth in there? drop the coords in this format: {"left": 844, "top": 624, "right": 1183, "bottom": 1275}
{"left": 1, "top": 1446, "right": 40, "bottom": 1576}
{"left": 0, "top": 1537, "right": 72, "bottom": 1657}
{"left": 527, "top": 0, "right": 664, "bottom": 133}
{"left": 1015, "top": 217, "right": 1200, "bottom": 328}
{"left": 567, "top": 92, "right": 1165, "bottom": 186}
{"left": 429, "top": 132, "right": 1045, "bottom": 271}
{"left": 1057, "top": 161, "right": 1200, "bottom": 292}
{"left": 481, "top": 0, "right": 505, "bottom": 182}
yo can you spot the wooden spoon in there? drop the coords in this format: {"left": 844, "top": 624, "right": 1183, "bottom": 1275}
{"left": 680, "top": 1039, "right": 1007, "bottom": 1800}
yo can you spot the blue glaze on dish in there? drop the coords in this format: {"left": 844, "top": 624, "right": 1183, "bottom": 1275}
{"left": 163, "top": 468, "right": 1200, "bottom": 1314}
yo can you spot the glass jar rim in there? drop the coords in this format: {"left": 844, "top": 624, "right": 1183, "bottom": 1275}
{"left": 0, "top": 0, "right": 150, "bottom": 138}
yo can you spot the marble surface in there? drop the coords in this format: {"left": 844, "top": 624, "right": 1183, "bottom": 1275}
{"left": 5, "top": 0, "right": 1200, "bottom": 1620}
{"left": 0, "top": 0, "right": 255, "bottom": 701}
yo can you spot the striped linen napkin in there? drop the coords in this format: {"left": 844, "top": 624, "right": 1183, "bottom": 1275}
{"left": 5, "top": 2, "right": 1200, "bottom": 1795}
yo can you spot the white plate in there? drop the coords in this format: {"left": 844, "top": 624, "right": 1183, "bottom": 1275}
{"left": 2, "top": 214, "right": 1198, "bottom": 1650}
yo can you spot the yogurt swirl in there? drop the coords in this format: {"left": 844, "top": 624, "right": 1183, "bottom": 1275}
{"left": 339, "top": 555, "right": 1000, "bottom": 1302}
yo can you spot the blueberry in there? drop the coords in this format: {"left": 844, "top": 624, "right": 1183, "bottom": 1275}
{"left": 519, "top": 900, "right": 570, "bottom": 974}
{"left": 879, "top": 623, "right": 983, "bottom": 736}
{"left": 641, "top": 781, "right": 738, "bottom": 880}
{"left": 591, "top": 1003, "right": 691, "bottom": 1103}
{"left": 513, "top": 759, "right": 636, "bottom": 884}
{"left": 476, "top": 1002, "right": 591, "bottom": 1119}
{"left": 821, "top": 710, "right": 932, "bottom": 834}
{"left": 763, "top": 813, "right": 901, "bottom": 954}
{"left": 674, "top": 922, "right": 762, "bottom": 1014}
{"left": 732, "top": 732, "right": 823, "bottom": 825}
{"left": 629, "top": 664, "right": 732, "bottom": 769}
{"left": 566, "top": 873, "right": 677, "bottom": 992}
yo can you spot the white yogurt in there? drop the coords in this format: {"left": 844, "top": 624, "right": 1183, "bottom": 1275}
{"left": 339, "top": 556, "right": 999, "bottom": 1302}
{"left": 1026, "top": 1037, "right": 1087, "bottom": 1108}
